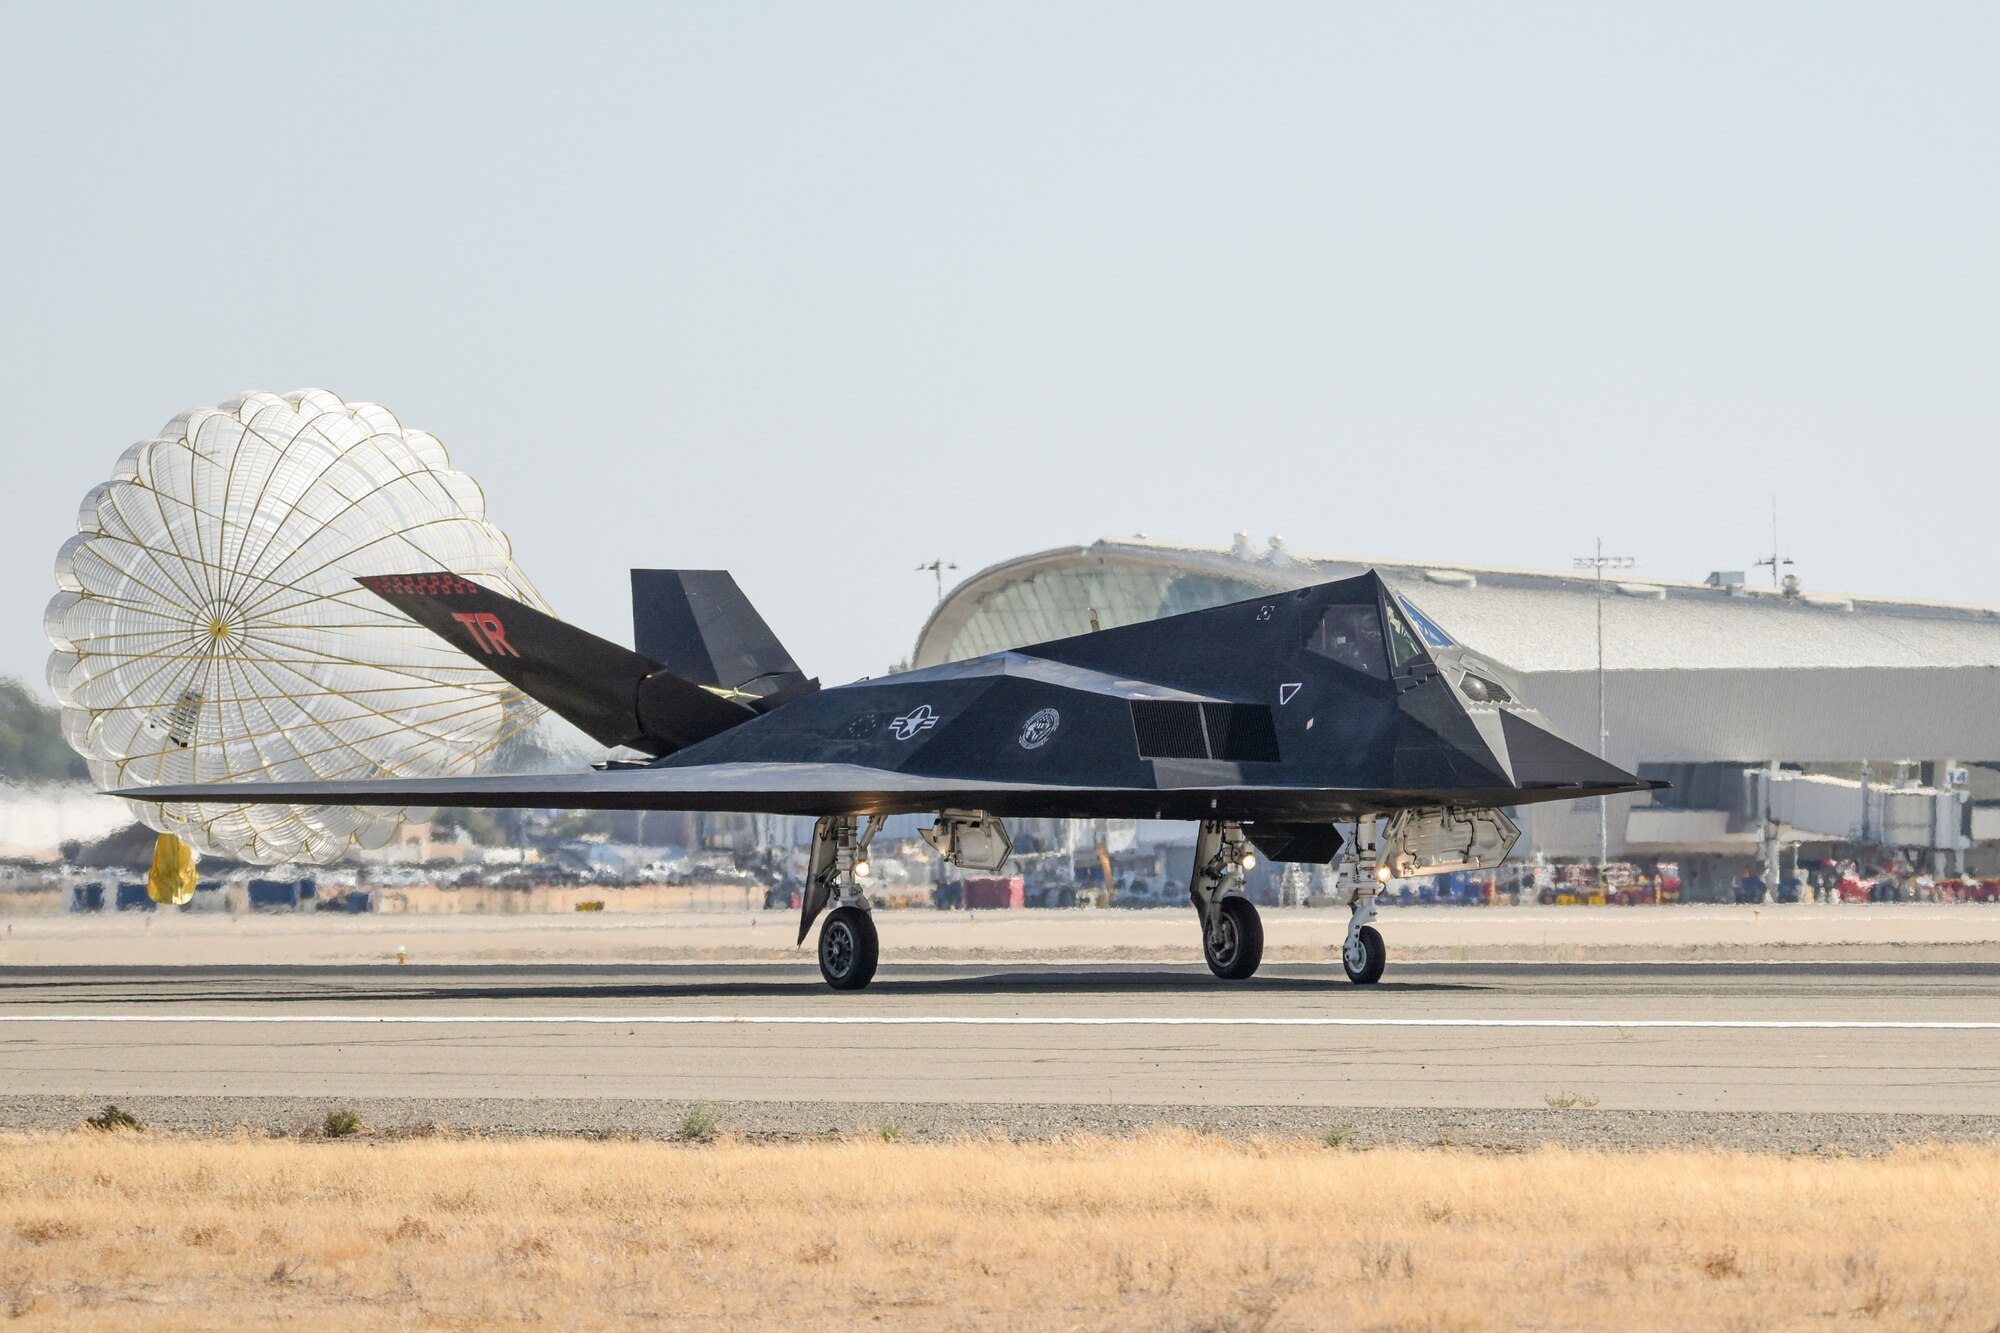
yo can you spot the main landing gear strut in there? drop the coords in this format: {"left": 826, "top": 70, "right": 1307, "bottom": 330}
{"left": 1189, "top": 821, "right": 1264, "bottom": 980}
{"left": 799, "top": 814, "right": 879, "bottom": 989}
{"left": 799, "top": 810, "right": 1013, "bottom": 990}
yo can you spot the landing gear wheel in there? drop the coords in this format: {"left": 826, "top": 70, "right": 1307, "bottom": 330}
{"left": 1204, "top": 896, "right": 1264, "bottom": 980}
{"left": 1343, "top": 924, "right": 1385, "bottom": 985}
{"left": 818, "top": 905, "right": 879, "bottom": 990}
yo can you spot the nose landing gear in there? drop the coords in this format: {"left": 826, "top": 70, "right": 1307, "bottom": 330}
{"left": 1342, "top": 923, "right": 1385, "bottom": 984}
{"left": 1342, "top": 814, "right": 1386, "bottom": 985}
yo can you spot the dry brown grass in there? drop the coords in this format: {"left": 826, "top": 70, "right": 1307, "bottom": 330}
{"left": 2, "top": 1130, "right": 1997, "bottom": 1330}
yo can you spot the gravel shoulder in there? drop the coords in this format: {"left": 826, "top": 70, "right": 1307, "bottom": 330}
{"left": 6, "top": 1094, "right": 1998, "bottom": 1155}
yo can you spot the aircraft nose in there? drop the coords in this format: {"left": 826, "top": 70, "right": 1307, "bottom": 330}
{"left": 1495, "top": 708, "right": 1643, "bottom": 790}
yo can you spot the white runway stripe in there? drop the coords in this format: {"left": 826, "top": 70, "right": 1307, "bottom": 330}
{"left": 1, "top": 1014, "right": 1998, "bottom": 1030}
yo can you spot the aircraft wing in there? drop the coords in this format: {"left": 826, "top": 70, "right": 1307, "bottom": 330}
{"left": 115, "top": 762, "right": 1651, "bottom": 823}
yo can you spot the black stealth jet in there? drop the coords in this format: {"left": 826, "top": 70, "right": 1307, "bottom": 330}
{"left": 128, "top": 568, "right": 1652, "bottom": 990}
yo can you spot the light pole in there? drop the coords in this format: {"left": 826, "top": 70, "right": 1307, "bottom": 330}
{"left": 1572, "top": 541, "right": 1635, "bottom": 878}
{"left": 916, "top": 558, "right": 957, "bottom": 604}
{"left": 916, "top": 558, "right": 958, "bottom": 604}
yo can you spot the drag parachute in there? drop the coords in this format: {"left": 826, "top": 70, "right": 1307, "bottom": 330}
{"left": 45, "top": 389, "right": 550, "bottom": 865}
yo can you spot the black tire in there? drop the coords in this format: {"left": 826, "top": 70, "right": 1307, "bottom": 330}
{"left": 818, "top": 905, "right": 879, "bottom": 990}
{"left": 1204, "top": 896, "right": 1264, "bottom": 980}
{"left": 1343, "top": 924, "right": 1386, "bottom": 985}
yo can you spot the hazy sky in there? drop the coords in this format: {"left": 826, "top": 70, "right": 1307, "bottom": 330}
{"left": 3, "top": 2, "right": 1994, "bottom": 694}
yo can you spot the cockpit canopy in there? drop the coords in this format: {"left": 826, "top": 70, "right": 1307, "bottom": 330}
{"left": 1302, "top": 589, "right": 1429, "bottom": 680}
{"left": 1302, "top": 582, "right": 1524, "bottom": 711}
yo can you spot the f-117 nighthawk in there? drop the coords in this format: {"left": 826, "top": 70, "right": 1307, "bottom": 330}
{"left": 130, "top": 568, "right": 1652, "bottom": 990}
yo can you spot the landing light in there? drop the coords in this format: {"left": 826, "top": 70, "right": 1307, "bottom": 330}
{"left": 1239, "top": 852, "right": 1257, "bottom": 871}
{"left": 1375, "top": 865, "right": 1392, "bottom": 883}
{"left": 852, "top": 858, "right": 872, "bottom": 880}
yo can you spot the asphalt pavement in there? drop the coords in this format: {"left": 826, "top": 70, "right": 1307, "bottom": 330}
{"left": 3, "top": 960, "right": 1997, "bottom": 1126}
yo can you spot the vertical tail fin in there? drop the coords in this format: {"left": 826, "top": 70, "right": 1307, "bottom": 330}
{"left": 358, "top": 574, "right": 755, "bottom": 755}
{"left": 630, "top": 570, "right": 810, "bottom": 702}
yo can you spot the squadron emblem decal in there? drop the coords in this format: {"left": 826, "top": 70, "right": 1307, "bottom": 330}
{"left": 1017, "top": 707, "right": 1061, "bottom": 750}
{"left": 889, "top": 704, "right": 939, "bottom": 740}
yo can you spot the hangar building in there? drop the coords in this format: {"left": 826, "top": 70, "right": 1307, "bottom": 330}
{"left": 913, "top": 535, "right": 2000, "bottom": 896}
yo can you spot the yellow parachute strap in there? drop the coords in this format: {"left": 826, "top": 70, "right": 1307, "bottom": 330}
{"left": 147, "top": 833, "right": 198, "bottom": 907}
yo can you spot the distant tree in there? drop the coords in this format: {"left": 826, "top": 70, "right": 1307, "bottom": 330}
{"left": 493, "top": 712, "right": 599, "bottom": 773}
{"left": 69, "top": 822, "right": 160, "bottom": 869}
{"left": 0, "top": 678, "right": 88, "bottom": 784}
{"left": 548, "top": 810, "right": 614, "bottom": 841}
{"left": 432, "top": 806, "right": 512, "bottom": 846}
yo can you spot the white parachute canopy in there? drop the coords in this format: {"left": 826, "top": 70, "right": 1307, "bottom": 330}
{"left": 45, "top": 389, "right": 551, "bottom": 865}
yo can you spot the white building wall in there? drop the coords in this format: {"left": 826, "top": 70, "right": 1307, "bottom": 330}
{"left": 915, "top": 539, "right": 2000, "bottom": 863}
{"left": 0, "top": 785, "right": 132, "bottom": 860}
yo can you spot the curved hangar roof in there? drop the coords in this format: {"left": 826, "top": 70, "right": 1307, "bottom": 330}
{"left": 913, "top": 537, "right": 2000, "bottom": 766}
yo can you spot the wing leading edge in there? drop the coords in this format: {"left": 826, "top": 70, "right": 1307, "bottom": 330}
{"left": 116, "top": 762, "right": 1653, "bottom": 823}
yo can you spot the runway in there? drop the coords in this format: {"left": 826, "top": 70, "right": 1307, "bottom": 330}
{"left": 5, "top": 960, "right": 1999, "bottom": 1116}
